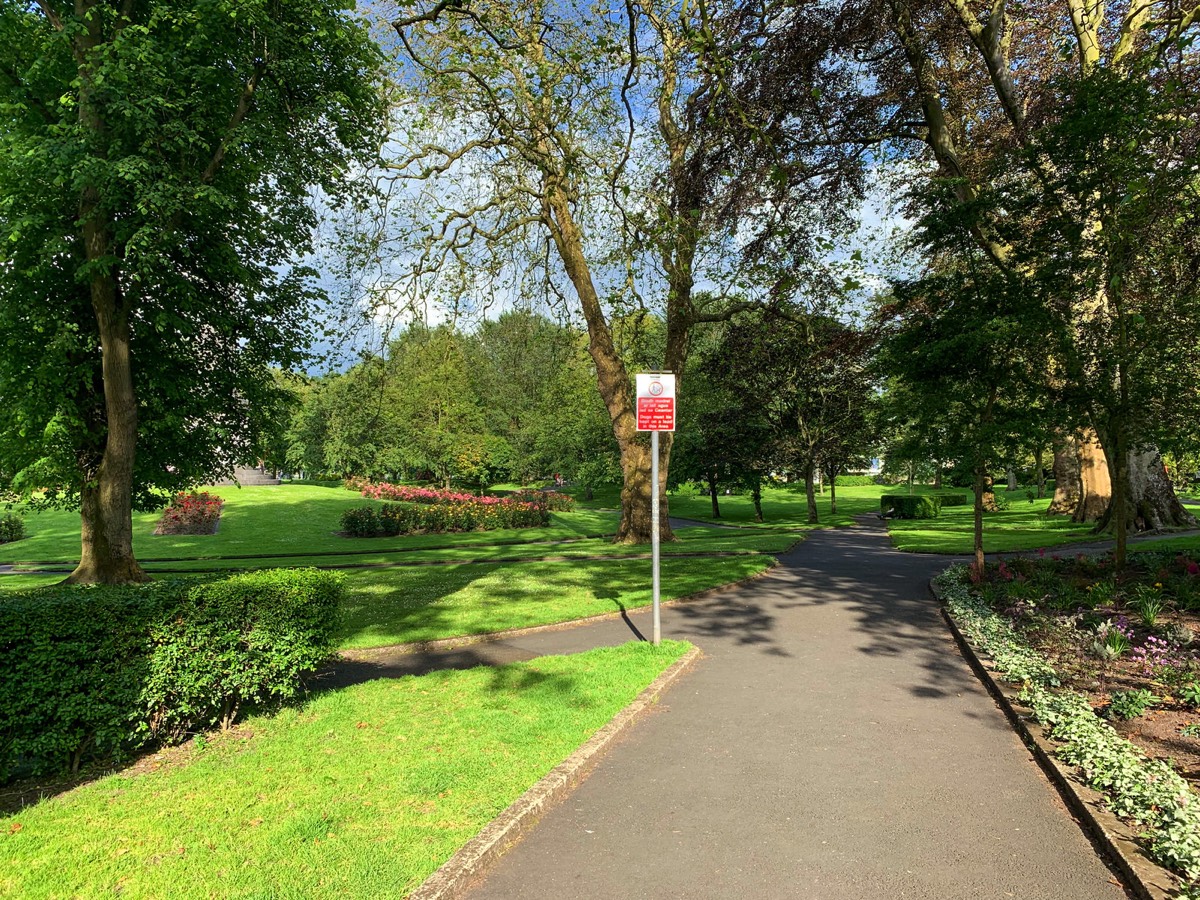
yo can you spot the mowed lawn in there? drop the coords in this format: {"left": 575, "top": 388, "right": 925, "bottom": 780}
{"left": 886, "top": 493, "right": 1099, "bottom": 554}
{"left": 0, "top": 642, "right": 690, "bottom": 900}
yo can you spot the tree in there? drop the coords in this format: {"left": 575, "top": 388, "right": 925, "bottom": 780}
{"left": 868, "top": 0, "right": 1200, "bottom": 560}
{"left": 382, "top": 0, "right": 871, "bottom": 543}
{"left": 0, "top": 1, "right": 383, "bottom": 582}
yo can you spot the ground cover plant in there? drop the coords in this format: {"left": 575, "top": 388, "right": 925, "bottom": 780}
{"left": 153, "top": 491, "right": 224, "bottom": 536}
{"left": 938, "top": 557, "right": 1200, "bottom": 894}
{"left": 0, "top": 642, "right": 690, "bottom": 899}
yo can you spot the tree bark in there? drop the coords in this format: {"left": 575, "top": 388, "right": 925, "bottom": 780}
{"left": 1049, "top": 433, "right": 1082, "bottom": 514}
{"left": 707, "top": 468, "right": 720, "bottom": 518}
{"left": 1006, "top": 465, "right": 1018, "bottom": 491}
{"left": 1034, "top": 446, "right": 1046, "bottom": 499}
{"left": 1074, "top": 429, "right": 1112, "bottom": 523}
{"left": 804, "top": 459, "right": 819, "bottom": 524}
{"left": 933, "top": 466, "right": 942, "bottom": 490}
{"left": 751, "top": 478, "right": 763, "bottom": 523}
{"left": 973, "top": 464, "right": 986, "bottom": 577}
{"left": 829, "top": 473, "right": 838, "bottom": 516}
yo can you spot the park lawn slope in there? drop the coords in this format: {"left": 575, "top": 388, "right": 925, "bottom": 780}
{"left": 0, "top": 483, "right": 617, "bottom": 566}
{"left": 887, "top": 497, "right": 1097, "bottom": 554}
{"left": 0, "top": 641, "right": 690, "bottom": 900}
{"left": 337, "top": 555, "right": 772, "bottom": 649}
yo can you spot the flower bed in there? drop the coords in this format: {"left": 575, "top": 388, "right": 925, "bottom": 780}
{"left": 938, "top": 558, "right": 1200, "bottom": 895}
{"left": 340, "top": 498, "right": 549, "bottom": 537}
{"left": 344, "top": 479, "right": 575, "bottom": 511}
{"left": 154, "top": 491, "right": 224, "bottom": 536}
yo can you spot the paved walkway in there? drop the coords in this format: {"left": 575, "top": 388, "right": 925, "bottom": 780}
{"left": 430, "top": 518, "right": 1129, "bottom": 899}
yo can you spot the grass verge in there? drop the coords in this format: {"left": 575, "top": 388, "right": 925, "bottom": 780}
{"left": 0, "top": 641, "right": 690, "bottom": 900}
{"left": 887, "top": 497, "right": 1097, "bottom": 554}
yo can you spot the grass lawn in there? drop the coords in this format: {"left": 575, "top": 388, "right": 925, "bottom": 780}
{"left": 887, "top": 495, "right": 1098, "bottom": 554}
{"left": 0, "top": 482, "right": 619, "bottom": 565}
{"left": 573, "top": 483, "right": 890, "bottom": 529}
{"left": 336, "top": 554, "right": 773, "bottom": 649}
{"left": 0, "top": 642, "right": 689, "bottom": 900}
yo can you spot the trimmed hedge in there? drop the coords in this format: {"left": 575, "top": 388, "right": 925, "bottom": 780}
{"left": 0, "top": 569, "right": 342, "bottom": 777}
{"left": 834, "top": 475, "right": 878, "bottom": 487}
{"left": 880, "top": 494, "right": 942, "bottom": 519}
{"left": 340, "top": 500, "right": 550, "bottom": 537}
{"left": 933, "top": 492, "right": 971, "bottom": 507}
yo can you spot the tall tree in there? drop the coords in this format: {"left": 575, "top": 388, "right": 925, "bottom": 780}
{"left": 0, "top": 1, "right": 383, "bottom": 582}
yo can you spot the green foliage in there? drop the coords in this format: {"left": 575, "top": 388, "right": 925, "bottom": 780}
{"left": 340, "top": 500, "right": 549, "bottom": 537}
{"left": 1179, "top": 683, "right": 1200, "bottom": 709}
{"left": 834, "top": 474, "right": 878, "bottom": 486}
{"left": 142, "top": 570, "right": 342, "bottom": 741}
{"left": 1128, "top": 583, "right": 1169, "bottom": 628}
{"left": 0, "top": 512, "right": 24, "bottom": 543}
{"left": 1108, "top": 689, "right": 1157, "bottom": 721}
{"left": 0, "top": 570, "right": 342, "bottom": 775}
{"left": 933, "top": 492, "right": 970, "bottom": 507}
{"left": 880, "top": 493, "right": 941, "bottom": 519}
{"left": 0, "top": 1, "right": 384, "bottom": 509}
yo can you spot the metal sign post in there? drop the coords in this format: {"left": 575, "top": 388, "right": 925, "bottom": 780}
{"left": 636, "top": 372, "right": 676, "bottom": 646}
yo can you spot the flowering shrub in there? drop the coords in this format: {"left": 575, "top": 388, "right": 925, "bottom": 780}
{"left": 359, "top": 481, "right": 509, "bottom": 505}
{"left": 509, "top": 489, "right": 575, "bottom": 511}
{"left": 341, "top": 498, "right": 549, "bottom": 537}
{"left": 154, "top": 491, "right": 224, "bottom": 536}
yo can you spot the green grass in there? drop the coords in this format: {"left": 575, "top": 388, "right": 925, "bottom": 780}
{"left": 887, "top": 495, "right": 1098, "bottom": 554}
{"left": 0, "top": 641, "right": 689, "bottom": 900}
{"left": 336, "top": 554, "right": 773, "bottom": 649}
{"left": 0, "top": 483, "right": 618, "bottom": 566}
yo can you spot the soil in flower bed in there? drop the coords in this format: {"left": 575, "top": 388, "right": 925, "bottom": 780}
{"left": 976, "top": 550, "right": 1200, "bottom": 785}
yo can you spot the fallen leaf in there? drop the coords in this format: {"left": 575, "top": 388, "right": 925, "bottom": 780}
{"left": 8, "top": 823, "right": 22, "bottom": 835}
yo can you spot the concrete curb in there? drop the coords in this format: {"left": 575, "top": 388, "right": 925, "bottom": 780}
{"left": 407, "top": 645, "right": 702, "bottom": 900}
{"left": 933, "top": 582, "right": 1179, "bottom": 900}
{"left": 339, "top": 547, "right": 795, "bottom": 663}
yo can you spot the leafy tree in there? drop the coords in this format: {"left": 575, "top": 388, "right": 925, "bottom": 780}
{"left": 0, "top": 1, "right": 383, "bottom": 582}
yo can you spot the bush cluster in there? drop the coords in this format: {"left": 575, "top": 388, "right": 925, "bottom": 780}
{"left": 340, "top": 499, "right": 550, "bottom": 537}
{"left": 359, "top": 481, "right": 507, "bottom": 505}
{"left": 154, "top": 490, "right": 224, "bottom": 536}
{"left": 933, "top": 492, "right": 971, "bottom": 507}
{"left": 0, "top": 569, "right": 342, "bottom": 776}
{"left": 880, "top": 494, "right": 942, "bottom": 519}
{"left": 0, "top": 513, "right": 24, "bottom": 543}
{"left": 509, "top": 489, "right": 575, "bottom": 511}
{"left": 833, "top": 474, "right": 879, "bottom": 487}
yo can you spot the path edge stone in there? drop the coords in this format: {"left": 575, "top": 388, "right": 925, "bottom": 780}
{"left": 932, "top": 581, "right": 1178, "bottom": 900}
{"left": 407, "top": 645, "right": 702, "bottom": 900}
{"left": 340, "top": 547, "right": 795, "bottom": 663}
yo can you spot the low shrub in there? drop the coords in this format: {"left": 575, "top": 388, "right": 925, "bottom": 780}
{"left": 834, "top": 474, "right": 878, "bottom": 487}
{"left": 509, "top": 489, "right": 575, "bottom": 511}
{"left": 154, "top": 490, "right": 223, "bottom": 536}
{"left": 0, "top": 569, "right": 342, "bottom": 777}
{"left": 341, "top": 499, "right": 550, "bottom": 537}
{"left": 880, "top": 494, "right": 942, "bottom": 519}
{"left": 933, "top": 492, "right": 970, "bottom": 507}
{"left": 0, "top": 513, "right": 24, "bottom": 543}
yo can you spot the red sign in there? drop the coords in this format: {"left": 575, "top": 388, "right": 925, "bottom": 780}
{"left": 637, "top": 397, "right": 675, "bottom": 430}
{"left": 636, "top": 373, "right": 676, "bottom": 431}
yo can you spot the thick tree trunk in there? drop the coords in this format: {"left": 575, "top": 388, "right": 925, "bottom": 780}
{"left": 933, "top": 466, "right": 942, "bottom": 490}
{"left": 1006, "top": 465, "right": 1018, "bottom": 491}
{"left": 751, "top": 479, "right": 763, "bottom": 523}
{"left": 1074, "top": 430, "right": 1112, "bottom": 523}
{"left": 1049, "top": 433, "right": 1082, "bottom": 514}
{"left": 707, "top": 469, "right": 720, "bottom": 518}
{"left": 544, "top": 186, "right": 673, "bottom": 544}
{"left": 1097, "top": 446, "right": 1197, "bottom": 536}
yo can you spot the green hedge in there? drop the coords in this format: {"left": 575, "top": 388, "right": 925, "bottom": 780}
{"left": 0, "top": 569, "right": 342, "bottom": 777}
{"left": 0, "top": 513, "right": 24, "bottom": 543}
{"left": 340, "top": 500, "right": 549, "bottom": 537}
{"left": 933, "top": 492, "right": 971, "bottom": 507}
{"left": 834, "top": 475, "right": 878, "bottom": 487}
{"left": 880, "top": 494, "right": 942, "bottom": 519}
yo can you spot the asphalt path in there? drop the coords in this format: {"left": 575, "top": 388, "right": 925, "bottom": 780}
{"left": 450, "top": 517, "right": 1129, "bottom": 899}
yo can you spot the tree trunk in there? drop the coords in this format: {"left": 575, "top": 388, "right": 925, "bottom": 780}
{"left": 1034, "top": 446, "right": 1046, "bottom": 499}
{"left": 907, "top": 460, "right": 915, "bottom": 493}
{"left": 981, "top": 474, "right": 999, "bottom": 513}
{"left": 751, "top": 478, "right": 763, "bottom": 523}
{"left": 933, "top": 466, "right": 942, "bottom": 490}
{"left": 544, "top": 184, "right": 673, "bottom": 544}
{"left": 829, "top": 475, "right": 838, "bottom": 516}
{"left": 1006, "top": 465, "right": 1018, "bottom": 491}
{"left": 1074, "top": 430, "right": 1112, "bottom": 523}
{"left": 707, "top": 468, "right": 720, "bottom": 518}
{"left": 1048, "top": 433, "right": 1082, "bottom": 514}
{"left": 972, "top": 464, "right": 986, "bottom": 577}
{"left": 804, "top": 460, "right": 819, "bottom": 524}
{"left": 1097, "top": 446, "right": 1197, "bottom": 538}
